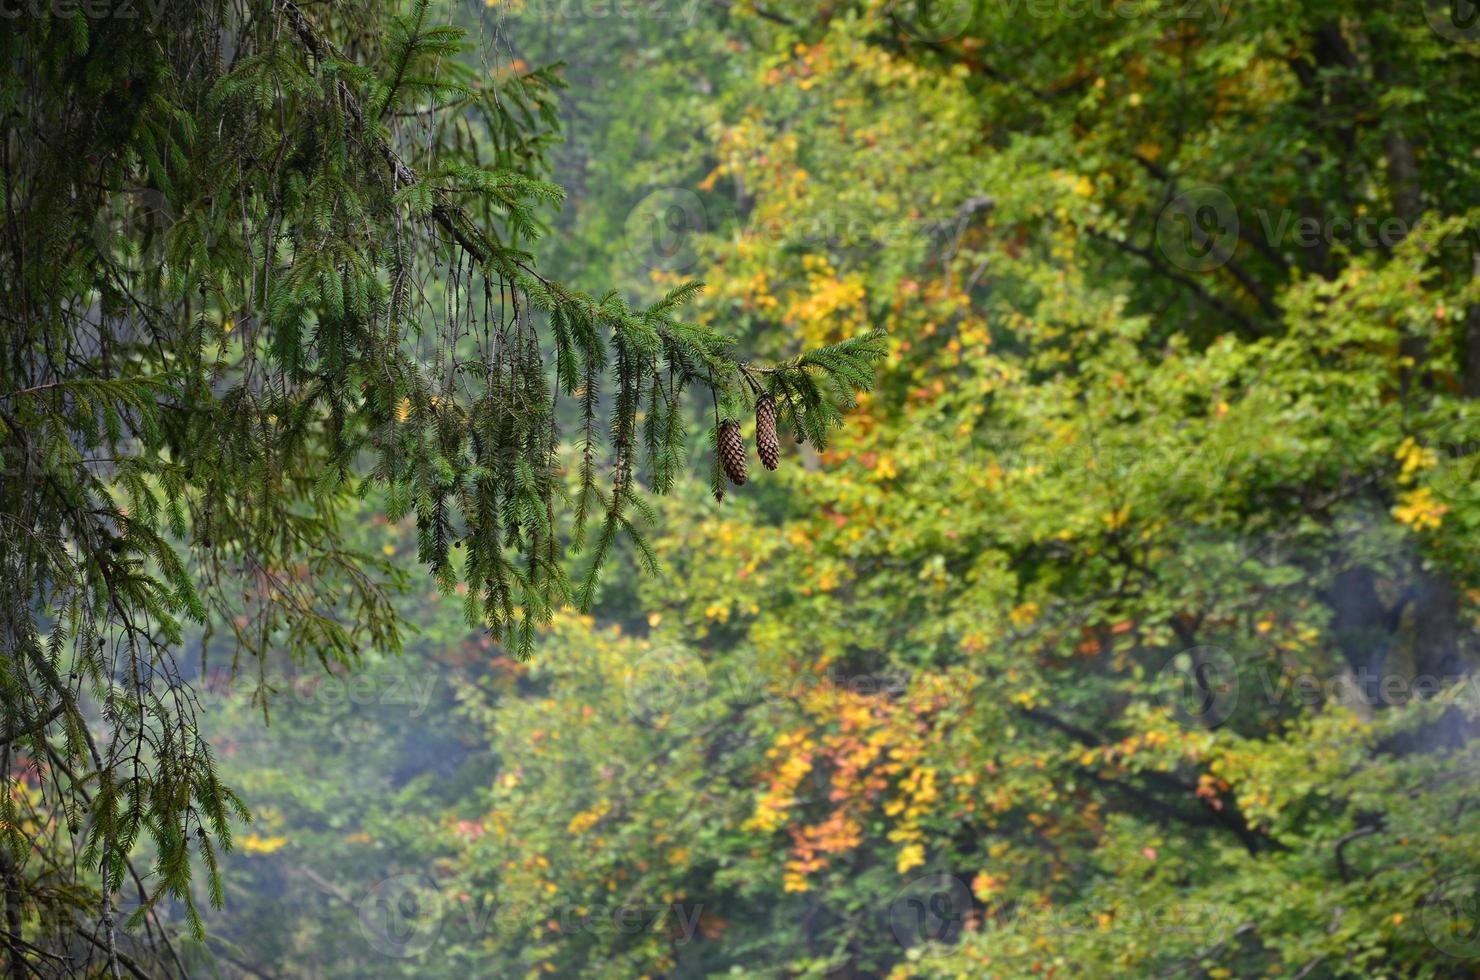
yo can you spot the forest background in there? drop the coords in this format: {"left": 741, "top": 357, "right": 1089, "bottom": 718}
{"left": 9, "top": 0, "right": 1480, "bottom": 977}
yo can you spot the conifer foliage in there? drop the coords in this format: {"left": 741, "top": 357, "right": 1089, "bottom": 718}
{"left": 0, "top": 0, "right": 883, "bottom": 970}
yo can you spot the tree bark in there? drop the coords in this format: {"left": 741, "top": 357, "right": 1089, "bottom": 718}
{"left": 1463, "top": 255, "right": 1480, "bottom": 398}
{"left": 1327, "top": 567, "right": 1393, "bottom": 707}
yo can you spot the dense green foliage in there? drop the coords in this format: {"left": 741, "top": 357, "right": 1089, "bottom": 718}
{"left": 0, "top": 0, "right": 877, "bottom": 973}
{"left": 198, "top": 1, "right": 1480, "bottom": 977}
{"left": 8, "top": 0, "right": 1480, "bottom": 977}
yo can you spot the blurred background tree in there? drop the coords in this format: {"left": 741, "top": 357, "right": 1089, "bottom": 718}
{"left": 10, "top": 0, "right": 1480, "bottom": 977}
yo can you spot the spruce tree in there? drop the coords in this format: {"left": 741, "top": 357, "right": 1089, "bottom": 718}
{"left": 0, "top": 1, "right": 884, "bottom": 971}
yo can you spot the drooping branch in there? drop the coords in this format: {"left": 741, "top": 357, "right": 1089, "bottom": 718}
{"left": 1017, "top": 705, "right": 1274, "bottom": 856}
{"left": 0, "top": 701, "right": 66, "bottom": 748}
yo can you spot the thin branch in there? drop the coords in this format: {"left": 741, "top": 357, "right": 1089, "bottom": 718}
{"left": 1087, "top": 228, "right": 1266, "bottom": 337}
{"left": 1334, "top": 824, "right": 1381, "bottom": 883}
{"left": 0, "top": 702, "right": 67, "bottom": 748}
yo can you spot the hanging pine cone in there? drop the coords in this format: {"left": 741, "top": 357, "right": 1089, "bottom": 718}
{"left": 718, "top": 419, "right": 747, "bottom": 486}
{"left": 755, "top": 393, "right": 780, "bottom": 471}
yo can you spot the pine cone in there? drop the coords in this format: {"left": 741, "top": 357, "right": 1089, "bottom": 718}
{"left": 718, "top": 419, "right": 747, "bottom": 486}
{"left": 755, "top": 394, "right": 780, "bottom": 471}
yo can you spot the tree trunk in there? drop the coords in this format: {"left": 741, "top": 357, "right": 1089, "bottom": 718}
{"left": 1327, "top": 567, "right": 1392, "bottom": 707}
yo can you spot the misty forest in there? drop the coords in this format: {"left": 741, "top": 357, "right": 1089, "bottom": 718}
{"left": 4, "top": 0, "right": 1480, "bottom": 976}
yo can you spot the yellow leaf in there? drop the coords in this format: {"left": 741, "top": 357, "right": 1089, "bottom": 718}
{"left": 240, "top": 832, "right": 288, "bottom": 855}
{"left": 896, "top": 843, "right": 926, "bottom": 874}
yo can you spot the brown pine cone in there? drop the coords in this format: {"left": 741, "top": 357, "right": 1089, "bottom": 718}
{"left": 755, "top": 394, "right": 780, "bottom": 471}
{"left": 718, "top": 419, "right": 747, "bottom": 486}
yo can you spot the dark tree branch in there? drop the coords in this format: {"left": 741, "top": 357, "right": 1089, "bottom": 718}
{"left": 1334, "top": 824, "right": 1381, "bottom": 883}
{"left": 1087, "top": 229, "right": 1266, "bottom": 337}
{"left": 0, "top": 701, "right": 66, "bottom": 748}
{"left": 1017, "top": 706, "right": 1273, "bottom": 856}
